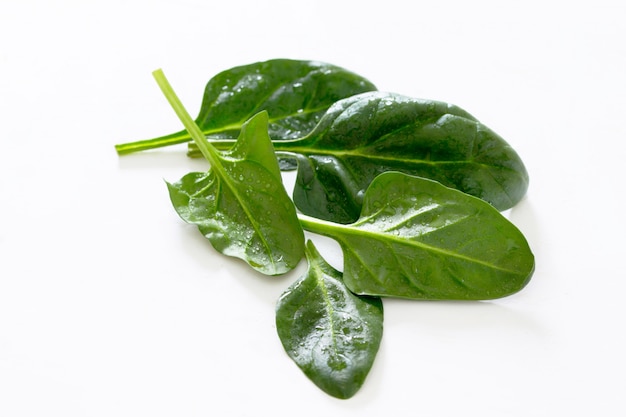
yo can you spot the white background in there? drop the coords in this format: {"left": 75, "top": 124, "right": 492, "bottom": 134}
{"left": 1, "top": 0, "right": 625, "bottom": 415}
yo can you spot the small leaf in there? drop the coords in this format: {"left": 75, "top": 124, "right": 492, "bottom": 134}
{"left": 284, "top": 91, "right": 529, "bottom": 223}
{"left": 299, "top": 172, "right": 535, "bottom": 300}
{"left": 165, "top": 110, "right": 305, "bottom": 275}
{"left": 152, "top": 69, "right": 305, "bottom": 275}
{"left": 276, "top": 240, "right": 384, "bottom": 399}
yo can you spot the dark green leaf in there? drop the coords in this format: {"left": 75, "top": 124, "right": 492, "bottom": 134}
{"left": 280, "top": 91, "right": 528, "bottom": 223}
{"left": 276, "top": 240, "right": 383, "bottom": 399}
{"left": 299, "top": 172, "right": 534, "bottom": 300}
{"left": 165, "top": 110, "right": 305, "bottom": 275}
{"left": 115, "top": 59, "right": 376, "bottom": 154}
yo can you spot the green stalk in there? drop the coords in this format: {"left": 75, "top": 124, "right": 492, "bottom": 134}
{"left": 115, "top": 131, "right": 239, "bottom": 155}
{"left": 151, "top": 69, "right": 221, "bottom": 166}
{"left": 114, "top": 129, "right": 191, "bottom": 155}
{"left": 297, "top": 213, "right": 349, "bottom": 238}
{"left": 185, "top": 140, "right": 237, "bottom": 157}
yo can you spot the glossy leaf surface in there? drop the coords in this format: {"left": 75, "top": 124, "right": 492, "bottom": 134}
{"left": 276, "top": 241, "right": 383, "bottom": 399}
{"left": 116, "top": 59, "right": 376, "bottom": 154}
{"left": 299, "top": 172, "right": 534, "bottom": 300}
{"left": 154, "top": 70, "right": 305, "bottom": 276}
{"left": 280, "top": 91, "right": 528, "bottom": 223}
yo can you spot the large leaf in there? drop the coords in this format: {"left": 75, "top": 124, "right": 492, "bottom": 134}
{"left": 299, "top": 172, "right": 534, "bottom": 300}
{"left": 281, "top": 91, "right": 528, "bottom": 223}
{"left": 116, "top": 59, "right": 376, "bottom": 154}
{"left": 275, "top": 240, "right": 384, "bottom": 399}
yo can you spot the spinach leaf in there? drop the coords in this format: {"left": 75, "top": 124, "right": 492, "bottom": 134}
{"left": 269, "top": 91, "right": 528, "bottom": 223}
{"left": 298, "top": 171, "right": 534, "bottom": 300}
{"left": 115, "top": 59, "right": 376, "bottom": 155}
{"left": 154, "top": 69, "right": 305, "bottom": 275}
{"left": 276, "top": 240, "right": 383, "bottom": 399}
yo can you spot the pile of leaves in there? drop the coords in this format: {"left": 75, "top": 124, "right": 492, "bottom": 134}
{"left": 116, "top": 59, "right": 534, "bottom": 399}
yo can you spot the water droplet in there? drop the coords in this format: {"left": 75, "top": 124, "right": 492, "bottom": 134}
{"left": 327, "top": 354, "right": 348, "bottom": 371}
{"left": 356, "top": 190, "right": 365, "bottom": 204}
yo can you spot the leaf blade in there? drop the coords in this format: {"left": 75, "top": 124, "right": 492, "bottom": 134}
{"left": 289, "top": 92, "right": 529, "bottom": 223}
{"left": 195, "top": 59, "right": 377, "bottom": 140}
{"left": 166, "top": 115, "right": 305, "bottom": 275}
{"left": 299, "top": 172, "right": 534, "bottom": 300}
{"left": 154, "top": 69, "right": 305, "bottom": 275}
{"left": 275, "top": 241, "right": 384, "bottom": 399}
{"left": 115, "top": 59, "right": 377, "bottom": 154}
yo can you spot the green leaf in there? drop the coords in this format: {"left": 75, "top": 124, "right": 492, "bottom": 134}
{"left": 299, "top": 172, "right": 534, "bottom": 300}
{"left": 276, "top": 240, "right": 384, "bottom": 399}
{"left": 279, "top": 91, "right": 528, "bottom": 223}
{"left": 154, "top": 69, "right": 305, "bottom": 275}
{"left": 115, "top": 59, "right": 376, "bottom": 155}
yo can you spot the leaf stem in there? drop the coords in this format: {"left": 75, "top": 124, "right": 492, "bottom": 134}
{"left": 151, "top": 69, "right": 220, "bottom": 166}
{"left": 114, "top": 130, "right": 191, "bottom": 155}
{"left": 297, "top": 213, "right": 349, "bottom": 238}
